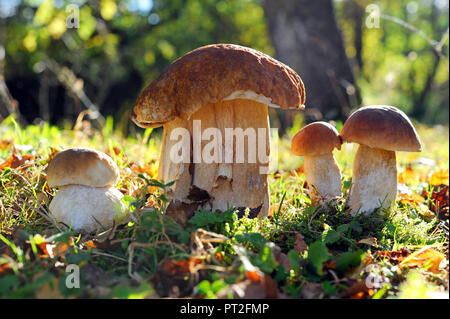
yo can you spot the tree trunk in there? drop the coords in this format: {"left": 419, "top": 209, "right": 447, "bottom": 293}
{"left": 0, "top": 75, "right": 18, "bottom": 120}
{"left": 263, "top": 0, "right": 359, "bottom": 123}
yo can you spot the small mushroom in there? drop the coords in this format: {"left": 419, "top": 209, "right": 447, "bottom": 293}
{"left": 47, "top": 147, "right": 128, "bottom": 232}
{"left": 291, "top": 122, "right": 342, "bottom": 204}
{"left": 340, "top": 105, "right": 422, "bottom": 215}
{"left": 131, "top": 44, "right": 305, "bottom": 217}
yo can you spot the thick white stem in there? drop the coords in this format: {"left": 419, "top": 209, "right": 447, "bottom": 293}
{"left": 49, "top": 185, "right": 128, "bottom": 232}
{"left": 303, "top": 153, "right": 342, "bottom": 204}
{"left": 348, "top": 145, "right": 397, "bottom": 215}
{"left": 158, "top": 99, "right": 270, "bottom": 217}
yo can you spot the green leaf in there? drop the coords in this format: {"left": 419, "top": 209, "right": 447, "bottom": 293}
{"left": 306, "top": 241, "right": 330, "bottom": 276}
{"left": 336, "top": 224, "right": 349, "bottom": 233}
{"left": 235, "top": 233, "right": 267, "bottom": 249}
{"left": 0, "top": 275, "right": 20, "bottom": 295}
{"left": 288, "top": 249, "right": 300, "bottom": 270}
{"left": 189, "top": 210, "right": 235, "bottom": 228}
{"left": 323, "top": 229, "right": 341, "bottom": 244}
{"left": 211, "top": 279, "right": 227, "bottom": 294}
{"left": 45, "top": 231, "right": 74, "bottom": 244}
{"left": 254, "top": 244, "right": 278, "bottom": 274}
{"left": 65, "top": 250, "right": 91, "bottom": 264}
{"left": 335, "top": 250, "right": 366, "bottom": 275}
{"left": 197, "top": 280, "right": 211, "bottom": 294}
{"left": 109, "top": 282, "right": 154, "bottom": 299}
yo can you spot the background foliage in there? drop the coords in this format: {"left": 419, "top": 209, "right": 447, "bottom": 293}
{"left": 0, "top": 0, "right": 448, "bottom": 130}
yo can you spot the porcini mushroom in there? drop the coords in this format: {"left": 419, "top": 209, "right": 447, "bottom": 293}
{"left": 340, "top": 105, "right": 422, "bottom": 215}
{"left": 47, "top": 147, "right": 129, "bottom": 232}
{"left": 291, "top": 121, "right": 342, "bottom": 204}
{"left": 131, "top": 44, "right": 305, "bottom": 217}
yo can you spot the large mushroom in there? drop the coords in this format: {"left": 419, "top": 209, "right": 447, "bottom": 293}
{"left": 340, "top": 105, "right": 422, "bottom": 215}
{"left": 291, "top": 121, "right": 342, "bottom": 204}
{"left": 131, "top": 44, "right": 305, "bottom": 217}
{"left": 47, "top": 147, "right": 129, "bottom": 232}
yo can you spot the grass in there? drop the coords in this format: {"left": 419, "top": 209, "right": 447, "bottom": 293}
{"left": 0, "top": 114, "right": 448, "bottom": 299}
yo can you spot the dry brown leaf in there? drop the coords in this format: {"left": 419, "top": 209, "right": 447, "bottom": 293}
{"left": 166, "top": 201, "right": 197, "bottom": 226}
{"left": 0, "top": 152, "right": 34, "bottom": 171}
{"left": 398, "top": 192, "right": 426, "bottom": 205}
{"left": 45, "top": 147, "right": 60, "bottom": 164}
{"left": 357, "top": 237, "right": 378, "bottom": 248}
{"left": 375, "top": 248, "right": 411, "bottom": 264}
{"left": 341, "top": 280, "right": 370, "bottom": 299}
{"left": 400, "top": 248, "right": 445, "bottom": 273}
{"left": 35, "top": 277, "right": 63, "bottom": 299}
{"left": 294, "top": 232, "right": 308, "bottom": 253}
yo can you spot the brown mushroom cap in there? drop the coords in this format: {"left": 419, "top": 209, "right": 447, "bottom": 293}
{"left": 47, "top": 148, "right": 120, "bottom": 188}
{"left": 131, "top": 44, "right": 305, "bottom": 128}
{"left": 340, "top": 105, "right": 422, "bottom": 152}
{"left": 291, "top": 121, "right": 341, "bottom": 156}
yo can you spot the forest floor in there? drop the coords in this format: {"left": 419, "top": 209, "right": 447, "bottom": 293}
{"left": 0, "top": 115, "right": 448, "bottom": 299}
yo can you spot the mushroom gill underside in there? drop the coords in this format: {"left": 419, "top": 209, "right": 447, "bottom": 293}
{"left": 158, "top": 99, "right": 270, "bottom": 217}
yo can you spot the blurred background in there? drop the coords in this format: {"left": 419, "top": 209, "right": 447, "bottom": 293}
{"left": 0, "top": 0, "right": 448, "bottom": 134}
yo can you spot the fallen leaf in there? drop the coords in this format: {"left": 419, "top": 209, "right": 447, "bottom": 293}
{"left": 131, "top": 161, "right": 159, "bottom": 179}
{"left": 151, "top": 257, "right": 203, "bottom": 297}
{"left": 45, "top": 147, "right": 60, "bottom": 164}
{"left": 0, "top": 140, "right": 12, "bottom": 150}
{"left": 398, "top": 192, "right": 426, "bottom": 205}
{"left": 294, "top": 233, "right": 308, "bottom": 253}
{"left": 423, "top": 185, "right": 449, "bottom": 214}
{"left": 166, "top": 200, "right": 197, "bottom": 226}
{"left": 400, "top": 248, "right": 445, "bottom": 273}
{"left": 246, "top": 270, "right": 263, "bottom": 283}
{"left": 160, "top": 257, "right": 203, "bottom": 276}
{"left": 398, "top": 167, "right": 423, "bottom": 185}
{"left": 0, "top": 152, "right": 34, "bottom": 171}
{"left": 35, "top": 277, "right": 63, "bottom": 299}
{"left": 0, "top": 262, "right": 12, "bottom": 275}
{"left": 375, "top": 248, "right": 410, "bottom": 264}
{"left": 357, "top": 237, "right": 378, "bottom": 248}
{"left": 430, "top": 169, "right": 449, "bottom": 186}
{"left": 341, "top": 280, "right": 370, "bottom": 299}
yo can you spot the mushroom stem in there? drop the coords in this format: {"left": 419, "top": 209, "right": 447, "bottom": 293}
{"left": 303, "top": 153, "right": 342, "bottom": 204}
{"left": 158, "top": 99, "right": 271, "bottom": 216}
{"left": 347, "top": 144, "right": 397, "bottom": 215}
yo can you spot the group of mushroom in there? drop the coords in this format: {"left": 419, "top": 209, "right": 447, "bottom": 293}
{"left": 292, "top": 105, "right": 422, "bottom": 215}
{"left": 45, "top": 44, "right": 422, "bottom": 233}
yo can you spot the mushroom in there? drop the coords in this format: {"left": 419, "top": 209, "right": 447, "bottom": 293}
{"left": 291, "top": 121, "right": 342, "bottom": 204}
{"left": 47, "top": 147, "right": 129, "bottom": 232}
{"left": 340, "top": 105, "right": 422, "bottom": 215}
{"left": 131, "top": 44, "right": 305, "bottom": 217}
